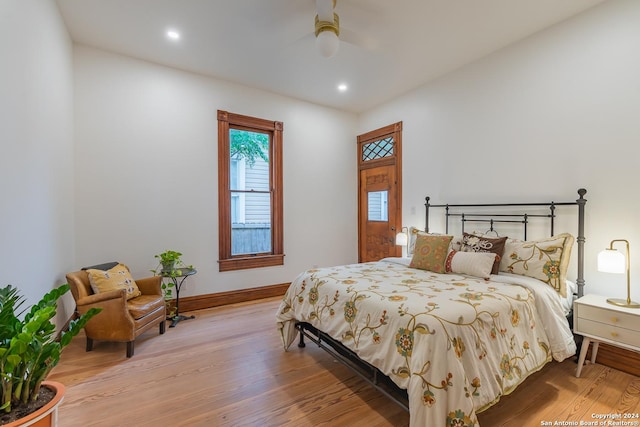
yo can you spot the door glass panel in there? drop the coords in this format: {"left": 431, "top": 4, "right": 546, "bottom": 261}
{"left": 368, "top": 191, "right": 388, "bottom": 221}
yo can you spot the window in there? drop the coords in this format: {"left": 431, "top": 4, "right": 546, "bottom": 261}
{"left": 367, "top": 190, "right": 388, "bottom": 221}
{"left": 217, "top": 110, "right": 284, "bottom": 271}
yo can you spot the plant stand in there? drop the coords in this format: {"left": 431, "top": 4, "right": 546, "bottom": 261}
{"left": 162, "top": 267, "right": 197, "bottom": 328}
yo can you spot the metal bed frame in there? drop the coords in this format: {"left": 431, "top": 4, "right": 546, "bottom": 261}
{"left": 426, "top": 188, "right": 587, "bottom": 298}
{"left": 296, "top": 188, "right": 587, "bottom": 411}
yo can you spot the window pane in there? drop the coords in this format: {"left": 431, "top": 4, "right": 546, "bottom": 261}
{"left": 231, "top": 191, "right": 272, "bottom": 255}
{"left": 368, "top": 191, "right": 388, "bottom": 221}
{"left": 229, "top": 128, "right": 272, "bottom": 256}
{"left": 229, "top": 129, "right": 269, "bottom": 191}
{"left": 362, "top": 137, "right": 394, "bottom": 162}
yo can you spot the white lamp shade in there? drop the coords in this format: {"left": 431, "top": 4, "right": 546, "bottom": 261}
{"left": 396, "top": 232, "right": 408, "bottom": 246}
{"left": 316, "top": 30, "right": 339, "bottom": 58}
{"left": 597, "top": 248, "right": 625, "bottom": 274}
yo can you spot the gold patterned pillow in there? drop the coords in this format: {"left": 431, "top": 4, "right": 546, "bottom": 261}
{"left": 408, "top": 227, "right": 462, "bottom": 255}
{"left": 499, "top": 233, "right": 574, "bottom": 297}
{"left": 409, "top": 234, "right": 453, "bottom": 273}
{"left": 407, "top": 226, "right": 426, "bottom": 255}
{"left": 87, "top": 263, "right": 141, "bottom": 300}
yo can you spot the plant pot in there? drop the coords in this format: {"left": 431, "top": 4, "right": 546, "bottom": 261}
{"left": 161, "top": 261, "right": 175, "bottom": 273}
{"left": 3, "top": 381, "right": 65, "bottom": 427}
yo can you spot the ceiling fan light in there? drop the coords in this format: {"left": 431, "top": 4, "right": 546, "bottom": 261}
{"left": 316, "top": 30, "right": 339, "bottom": 58}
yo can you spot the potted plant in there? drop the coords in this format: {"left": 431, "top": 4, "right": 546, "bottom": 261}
{"left": 153, "top": 250, "right": 183, "bottom": 274}
{"left": 0, "top": 284, "right": 101, "bottom": 426}
{"left": 151, "top": 251, "right": 193, "bottom": 318}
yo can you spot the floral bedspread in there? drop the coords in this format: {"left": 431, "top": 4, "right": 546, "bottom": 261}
{"left": 276, "top": 260, "right": 575, "bottom": 427}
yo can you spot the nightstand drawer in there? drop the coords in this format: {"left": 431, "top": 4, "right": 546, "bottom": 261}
{"left": 577, "top": 304, "right": 638, "bottom": 329}
{"left": 575, "top": 317, "right": 640, "bottom": 348}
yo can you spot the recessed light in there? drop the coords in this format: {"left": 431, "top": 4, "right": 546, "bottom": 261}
{"left": 337, "top": 83, "right": 348, "bottom": 92}
{"left": 166, "top": 30, "right": 180, "bottom": 40}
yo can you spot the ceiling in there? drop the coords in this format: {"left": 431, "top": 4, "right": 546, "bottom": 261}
{"left": 55, "top": 0, "right": 607, "bottom": 113}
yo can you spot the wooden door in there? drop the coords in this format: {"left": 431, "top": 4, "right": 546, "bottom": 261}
{"left": 359, "top": 165, "right": 399, "bottom": 262}
{"left": 357, "top": 122, "right": 402, "bottom": 263}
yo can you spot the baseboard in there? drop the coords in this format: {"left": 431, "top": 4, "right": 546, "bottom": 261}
{"left": 586, "top": 342, "right": 640, "bottom": 377}
{"left": 60, "top": 283, "right": 290, "bottom": 340}
{"left": 68, "top": 282, "right": 640, "bottom": 376}
{"left": 175, "top": 282, "right": 290, "bottom": 313}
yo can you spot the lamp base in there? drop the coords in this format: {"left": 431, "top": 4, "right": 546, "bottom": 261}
{"left": 607, "top": 298, "right": 640, "bottom": 308}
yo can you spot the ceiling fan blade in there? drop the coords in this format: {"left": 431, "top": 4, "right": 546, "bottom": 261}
{"left": 340, "top": 27, "right": 378, "bottom": 51}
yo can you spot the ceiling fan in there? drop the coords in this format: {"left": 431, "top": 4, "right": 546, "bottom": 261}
{"left": 314, "top": 0, "right": 340, "bottom": 57}
{"left": 312, "top": 0, "right": 377, "bottom": 58}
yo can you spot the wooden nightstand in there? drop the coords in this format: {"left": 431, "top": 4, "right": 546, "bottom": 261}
{"left": 573, "top": 294, "right": 640, "bottom": 377}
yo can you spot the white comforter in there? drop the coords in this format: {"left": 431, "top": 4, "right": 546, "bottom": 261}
{"left": 276, "top": 259, "right": 575, "bottom": 427}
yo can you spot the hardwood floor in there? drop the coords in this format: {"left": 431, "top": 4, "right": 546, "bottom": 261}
{"left": 49, "top": 297, "right": 640, "bottom": 427}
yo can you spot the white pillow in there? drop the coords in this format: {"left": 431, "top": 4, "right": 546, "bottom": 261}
{"left": 445, "top": 250, "right": 497, "bottom": 279}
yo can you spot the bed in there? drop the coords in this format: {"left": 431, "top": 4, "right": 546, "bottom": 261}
{"left": 276, "top": 189, "right": 587, "bottom": 427}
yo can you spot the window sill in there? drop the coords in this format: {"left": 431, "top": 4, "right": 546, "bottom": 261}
{"left": 218, "top": 254, "right": 284, "bottom": 272}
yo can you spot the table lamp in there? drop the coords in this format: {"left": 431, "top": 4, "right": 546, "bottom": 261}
{"left": 597, "top": 239, "right": 640, "bottom": 308}
{"left": 396, "top": 227, "right": 408, "bottom": 257}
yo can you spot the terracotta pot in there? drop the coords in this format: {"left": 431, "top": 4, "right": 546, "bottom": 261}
{"left": 4, "top": 381, "right": 65, "bottom": 427}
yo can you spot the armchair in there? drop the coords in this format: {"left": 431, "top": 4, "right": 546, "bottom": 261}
{"left": 66, "top": 262, "right": 166, "bottom": 358}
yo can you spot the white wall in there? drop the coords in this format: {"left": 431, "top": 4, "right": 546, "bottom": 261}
{"left": 73, "top": 46, "right": 358, "bottom": 297}
{"left": 5, "top": 0, "right": 637, "bottom": 312}
{"left": 0, "top": 0, "right": 76, "bottom": 319}
{"left": 358, "top": 0, "right": 640, "bottom": 302}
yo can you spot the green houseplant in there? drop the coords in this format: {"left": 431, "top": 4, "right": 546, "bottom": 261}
{"left": 151, "top": 250, "right": 193, "bottom": 318}
{"left": 154, "top": 250, "right": 183, "bottom": 274}
{"left": 0, "top": 284, "right": 101, "bottom": 425}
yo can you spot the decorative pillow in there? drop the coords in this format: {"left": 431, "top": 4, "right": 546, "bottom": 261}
{"left": 407, "top": 226, "right": 425, "bottom": 255}
{"left": 408, "top": 226, "right": 461, "bottom": 255}
{"left": 499, "top": 233, "right": 575, "bottom": 297}
{"left": 460, "top": 232, "right": 507, "bottom": 275}
{"left": 87, "top": 263, "right": 141, "bottom": 300}
{"left": 445, "top": 250, "right": 497, "bottom": 279}
{"left": 449, "top": 235, "right": 463, "bottom": 252}
{"left": 409, "top": 234, "right": 453, "bottom": 273}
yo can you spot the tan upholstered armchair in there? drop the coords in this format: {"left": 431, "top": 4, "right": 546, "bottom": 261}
{"left": 66, "top": 262, "right": 166, "bottom": 358}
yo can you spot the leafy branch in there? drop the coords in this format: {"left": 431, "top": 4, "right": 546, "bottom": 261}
{"left": 230, "top": 129, "right": 269, "bottom": 166}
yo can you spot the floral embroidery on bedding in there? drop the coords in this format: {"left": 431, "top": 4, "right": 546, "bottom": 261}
{"left": 341, "top": 288, "right": 389, "bottom": 345}
{"left": 277, "top": 261, "right": 556, "bottom": 427}
{"left": 499, "top": 233, "right": 574, "bottom": 297}
{"left": 447, "top": 409, "right": 475, "bottom": 427}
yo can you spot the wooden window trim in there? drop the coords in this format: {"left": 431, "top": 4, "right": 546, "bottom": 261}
{"left": 217, "top": 110, "right": 284, "bottom": 272}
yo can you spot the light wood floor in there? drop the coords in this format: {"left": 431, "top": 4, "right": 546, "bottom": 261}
{"left": 49, "top": 297, "right": 640, "bottom": 427}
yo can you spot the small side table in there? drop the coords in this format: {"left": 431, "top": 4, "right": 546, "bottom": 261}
{"left": 573, "top": 293, "right": 640, "bottom": 377}
{"left": 161, "top": 267, "right": 197, "bottom": 328}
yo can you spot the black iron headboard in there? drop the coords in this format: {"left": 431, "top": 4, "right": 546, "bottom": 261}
{"left": 424, "top": 188, "right": 587, "bottom": 297}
